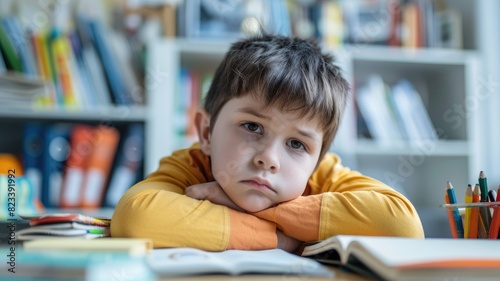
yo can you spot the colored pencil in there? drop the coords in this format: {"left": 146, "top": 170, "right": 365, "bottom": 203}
{"left": 475, "top": 184, "right": 488, "bottom": 238}
{"left": 469, "top": 184, "right": 480, "bottom": 239}
{"left": 479, "top": 171, "right": 489, "bottom": 201}
{"left": 464, "top": 184, "right": 473, "bottom": 238}
{"left": 445, "top": 191, "right": 458, "bottom": 238}
{"left": 446, "top": 181, "right": 464, "bottom": 238}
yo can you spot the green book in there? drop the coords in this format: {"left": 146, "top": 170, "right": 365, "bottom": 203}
{"left": 0, "top": 20, "right": 22, "bottom": 72}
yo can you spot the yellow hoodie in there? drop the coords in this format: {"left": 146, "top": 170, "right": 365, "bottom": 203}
{"left": 111, "top": 144, "right": 424, "bottom": 250}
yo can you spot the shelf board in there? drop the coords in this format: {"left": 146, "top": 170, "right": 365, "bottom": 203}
{"left": 157, "top": 38, "right": 478, "bottom": 66}
{"left": 337, "top": 45, "right": 479, "bottom": 65}
{"left": 174, "top": 38, "right": 233, "bottom": 55}
{"left": 352, "top": 139, "right": 470, "bottom": 157}
{"left": 0, "top": 106, "right": 148, "bottom": 122}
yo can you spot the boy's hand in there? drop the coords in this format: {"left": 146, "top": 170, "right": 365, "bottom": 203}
{"left": 276, "top": 229, "right": 302, "bottom": 253}
{"left": 185, "top": 181, "right": 246, "bottom": 212}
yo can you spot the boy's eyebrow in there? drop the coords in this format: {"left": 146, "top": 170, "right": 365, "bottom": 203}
{"left": 236, "top": 107, "right": 321, "bottom": 142}
{"left": 236, "top": 107, "right": 269, "bottom": 120}
{"left": 295, "top": 128, "right": 321, "bottom": 142}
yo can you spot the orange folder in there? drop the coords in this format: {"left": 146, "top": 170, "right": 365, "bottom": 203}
{"left": 60, "top": 125, "right": 94, "bottom": 208}
{"left": 80, "top": 125, "right": 119, "bottom": 208}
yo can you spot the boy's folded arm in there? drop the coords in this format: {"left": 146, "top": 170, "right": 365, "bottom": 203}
{"left": 252, "top": 153, "right": 425, "bottom": 241}
{"left": 318, "top": 190, "right": 425, "bottom": 239}
{"left": 252, "top": 188, "right": 425, "bottom": 242}
{"left": 110, "top": 181, "right": 277, "bottom": 250}
{"left": 311, "top": 154, "right": 425, "bottom": 239}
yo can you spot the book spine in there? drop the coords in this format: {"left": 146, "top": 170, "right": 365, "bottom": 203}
{"left": 42, "top": 124, "right": 72, "bottom": 208}
{"left": 80, "top": 126, "right": 120, "bottom": 208}
{"left": 60, "top": 125, "right": 94, "bottom": 208}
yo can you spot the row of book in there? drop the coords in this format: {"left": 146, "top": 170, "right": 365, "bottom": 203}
{"left": 356, "top": 75, "right": 438, "bottom": 145}
{"left": 304, "top": 0, "right": 462, "bottom": 48}
{"left": 175, "top": 0, "right": 291, "bottom": 38}
{"left": 23, "top": 122, "right": 144, "bottom": 209}
{"left": 166, "top": 0, "right": 462, "bottom": 49}
{"left": 173, "top": 68, "right": 213, "bottom": 151}
{"left": 0, "top": 2, "right": 143, "bottom": 108}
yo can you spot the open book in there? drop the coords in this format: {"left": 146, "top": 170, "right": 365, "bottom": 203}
{"left": 301, "top": 235, "right": 500, "bottom": 281}
{"left": 147, "top": 248, "right": 333, "bottom": 277}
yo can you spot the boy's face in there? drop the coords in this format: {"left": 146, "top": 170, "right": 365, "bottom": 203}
{"left": 206, "top": 95, "right": 323, "bottom": 212}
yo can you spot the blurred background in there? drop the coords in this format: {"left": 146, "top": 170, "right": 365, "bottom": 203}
{"left": 0, "top": 0, "right": 497, "bottom": 238}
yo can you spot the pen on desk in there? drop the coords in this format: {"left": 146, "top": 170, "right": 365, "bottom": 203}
{"left": 488, "top": 185, "right": 500, "bottom": 239}
{"left": 464, "top": 184, "right": 473, "bottom": 239}
{"left": 88, "top": 229, "right": 105, "bottom": 234}
{"left": 488, "top": 190, "right": 497, "bottom": 203}
{"left": 446, "top": 181, "right": 464, "bottom": 238}
{"left": 469, "top": 185, "right": 480, "bottom": 239}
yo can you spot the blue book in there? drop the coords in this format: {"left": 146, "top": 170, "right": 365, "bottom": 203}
{"left": 22, "top": 123, "right": 45, "bottom": 206}
{"left": 86, "top": 18, "right": 131, "bottom": 105}
{"left": 104, "top": 123, "right": 144, "bottom": 207}
{"left": 41, "top": 123, "right": 72, "bottom": 208}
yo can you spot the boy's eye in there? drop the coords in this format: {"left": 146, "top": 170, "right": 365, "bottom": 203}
{"left": 287, "top": 139, "right": 305, "bottom": 151}
{"left": 242, "top": 122, "right": 262, "bottom": 133}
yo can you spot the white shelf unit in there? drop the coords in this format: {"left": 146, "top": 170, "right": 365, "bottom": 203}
{"left": 334, "top": 46, "right": 483, "bottom": 238}
{"left": 145, "top": 39, "right": 233, "bottom": 174}
{"left": 146, "top": 39, "right": 483, "bottom": 238}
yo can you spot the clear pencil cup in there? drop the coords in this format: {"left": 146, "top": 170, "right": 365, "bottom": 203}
{"left": 440, "top": 202, "right": 500, "bottom": 239}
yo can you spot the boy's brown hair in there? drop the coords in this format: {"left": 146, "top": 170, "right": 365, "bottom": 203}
{"left": 203, "top": 35, "right": 351, "bottom": 162}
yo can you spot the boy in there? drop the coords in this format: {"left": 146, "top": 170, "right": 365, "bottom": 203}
{"left": 111, "top": 35, "right": 424, "bottom": 251}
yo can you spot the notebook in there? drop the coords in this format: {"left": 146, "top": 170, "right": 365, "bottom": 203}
{"left": 300, "top": 235, "right": 500, "bottom": 281}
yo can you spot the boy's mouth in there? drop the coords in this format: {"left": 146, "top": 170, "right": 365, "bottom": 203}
{"left": 241, "top": 178, "right": 276, "bottom": 193}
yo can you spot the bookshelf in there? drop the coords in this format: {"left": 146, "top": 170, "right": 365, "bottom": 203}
{"left": 0, "top": 1, "right": 149, "bottom": 215}
{"left": 336, "top": 46, "right": 482, "bottom": 238}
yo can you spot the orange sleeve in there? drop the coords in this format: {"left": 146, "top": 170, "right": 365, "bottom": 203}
{"left": 309, "top": 153, "right": 425, "bottom": 239}
{"left": 252, "top": 195, "right": 322, "bottom": 242}
{"left": 111, "top": 144, "right": 279, "bottom": 250}
{"left": 227, "top": 209, "right": 277, "bottom": 250}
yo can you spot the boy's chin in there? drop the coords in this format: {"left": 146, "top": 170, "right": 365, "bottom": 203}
{"left": 236, "top": 201, "right": 273, "bottom": 213}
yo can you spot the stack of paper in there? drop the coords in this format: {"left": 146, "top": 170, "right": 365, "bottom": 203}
{"left": 0, "top": 73, "right": 51, "bottom": 107}
{"left": 17, "top": 213, "right": 110, "bottom": 240}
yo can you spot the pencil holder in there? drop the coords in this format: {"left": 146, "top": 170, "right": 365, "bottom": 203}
{"left": 440, "top": 202, "right": 500, "bottom": 239}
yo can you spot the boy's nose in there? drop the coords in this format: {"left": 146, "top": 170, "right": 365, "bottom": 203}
{"left": 253, "top": 144, "right": 280, "bottom": 172}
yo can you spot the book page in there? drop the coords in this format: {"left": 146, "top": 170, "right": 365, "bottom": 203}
{"left": 301, "top": 235, "right": 357, "bottom": 258}
{"left": 148, "top": 248, "right": 333, "bottom": 277}
{"left": 348, "top": 236, "right": 500, "bottom": 268}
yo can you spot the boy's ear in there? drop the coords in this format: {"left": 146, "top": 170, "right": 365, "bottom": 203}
{"left": 195, "top": 108, "right": 211, "bottom": 155}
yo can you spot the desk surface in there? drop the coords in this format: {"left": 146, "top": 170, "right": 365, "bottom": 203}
{"left": 157, "top": 267, "right": 371, "bottom": 281}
